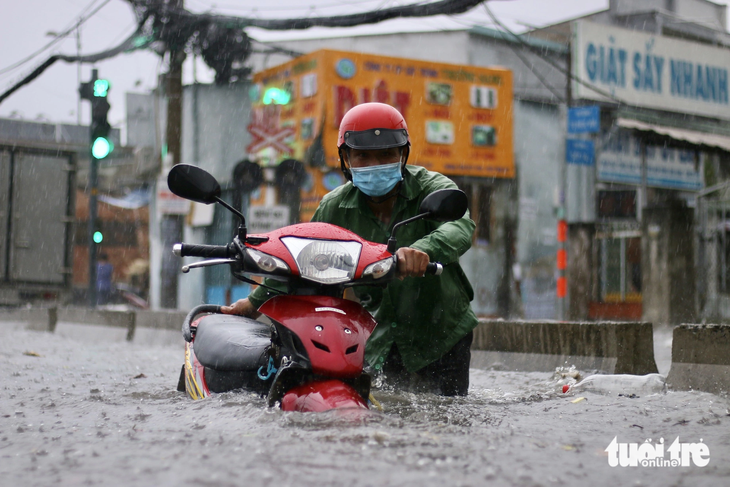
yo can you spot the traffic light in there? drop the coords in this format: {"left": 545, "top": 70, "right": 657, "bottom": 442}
{"left": 80, "top": 72, "right": 114, "bottom": 159}
{"left": 263, "top": 87, "right": 291, "bottom": 105}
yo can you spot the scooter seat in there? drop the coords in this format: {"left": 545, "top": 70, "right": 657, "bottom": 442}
{"left": 193, "top": 314, "right": 271, "bottom": 371}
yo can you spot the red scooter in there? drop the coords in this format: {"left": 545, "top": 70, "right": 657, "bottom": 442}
{"left": 168, "top": 164, "right": 467, "bottom": 412}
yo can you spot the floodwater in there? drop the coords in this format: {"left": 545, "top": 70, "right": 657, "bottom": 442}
{"left": 1, "top": 321, "right": 729, "bottom": 487}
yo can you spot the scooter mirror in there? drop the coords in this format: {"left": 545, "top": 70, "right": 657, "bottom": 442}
{"left": 168, "top": 164, "right": 221, "bottom": 204}
{"left": 386, "top": 188, "right": 468, "bottom": 254}
{"left": 419, "top": 188, "right": 468, "bottom": 222}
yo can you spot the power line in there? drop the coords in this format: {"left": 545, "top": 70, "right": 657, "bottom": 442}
{"left": 0, "top": 0, "right": 112, "bottom": 76}
{"left": 188, "top": 0, "right": 381, "bottom": 13}
{"left": 0, "top": 0, "right": 488, "bottom": 104}
{"left": 483, "top": 3, "right": 627, "bottom": 105}
{"left": 480, "top": 5, "right": 565, "bottom": 102}
{"left": 0, "top": 23, "right": 154, "bottom": 105}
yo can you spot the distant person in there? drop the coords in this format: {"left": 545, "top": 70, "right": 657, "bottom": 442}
{"left": 96, "top": 253, "right": 114, "bottom": 305}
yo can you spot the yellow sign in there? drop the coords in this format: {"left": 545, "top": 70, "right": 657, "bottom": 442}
{"left": 249, "top": 49, "right": 514, "bottom": 220}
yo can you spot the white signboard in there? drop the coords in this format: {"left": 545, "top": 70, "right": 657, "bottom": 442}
{"left": 156, "top": 177, "right": 190, "bottom": 215}
{"left": 598, "top": 129, "right": 702, "bottom": 191}
{"left": 248, "top": 205, "right": 291, "bottom": 234}
{"left": 572, "top": 21, "right": 730, "bottom": 120}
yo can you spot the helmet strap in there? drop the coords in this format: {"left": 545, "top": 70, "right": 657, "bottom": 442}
{"left": 339, "top": 147, "right": 352, "bottom": 182}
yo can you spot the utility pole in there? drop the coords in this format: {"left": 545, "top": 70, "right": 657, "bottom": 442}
{"left": 160, "top": 0, "right": 186, "bottom": 309}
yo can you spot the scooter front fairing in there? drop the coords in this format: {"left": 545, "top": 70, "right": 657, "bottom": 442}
{"left": 259, "top": 294, "right": 377, "bottom": 378}
{"left": 259, "top": 294, "right": 378, "bottom": 410}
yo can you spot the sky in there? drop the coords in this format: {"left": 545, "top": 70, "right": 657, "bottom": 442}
{"left": 1, "top": 0, "right": 728, "bottom": 140}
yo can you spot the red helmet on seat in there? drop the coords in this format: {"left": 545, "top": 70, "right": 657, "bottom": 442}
{"left": 337, "top": 103, "right": 410, "bottom": 181}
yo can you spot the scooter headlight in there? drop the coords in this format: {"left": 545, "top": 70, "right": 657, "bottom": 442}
{"left": 362, "top": 257, "right": 395, "bottom": 280}
{"left": 246, "top": 248, "right": 290, "bottom": 273}
{"left": 281, "top": 237, "right": 361, "bottom": 284}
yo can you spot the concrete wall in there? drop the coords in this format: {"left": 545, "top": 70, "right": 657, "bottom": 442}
{"left": 667, "top": 324, "right": 730, "bottom": 394}
{"left": 471, "top": 319, "right": 658, "bottom": 375}
{"left": 181, "top": 83, "right": 253, "bottom": 185}
{"left": 147, "top": 84, "right": 253, "bottom": 310}
{"left": 249, "top": 31, "right": 472, "bottom": 75}
{"left": 511, "top": 101, "right": 564, "bottom": 319}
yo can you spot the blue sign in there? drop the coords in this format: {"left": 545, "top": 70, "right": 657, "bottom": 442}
{"left": 566, "top": 139, "right": 595, "bottom": 166}
{"left": 567, "top": 105, "right": 600, "bottom": 134}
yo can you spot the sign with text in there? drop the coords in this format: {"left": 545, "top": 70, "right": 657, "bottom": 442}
{"left": 597, "top": 129, "right": 703, "bottom": 191}
{"left": 568, "top": 105, "right": 600, "bottom": 133}
{"left": 156, "top": 177, "right": 190, "bottom": 215}
{"left": 251, "top": 49, "right": 514, "bottom": 179}
{"left": 248, "top": 205, "right": 290, "bottom": 234}
{"left": 572, "top": 21, "right": 730, "bottom": 120}
{"left": 566, "top": 138, "right": 595, "bottom": 165}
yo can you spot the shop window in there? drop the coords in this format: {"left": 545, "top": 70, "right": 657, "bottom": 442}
{"left": 597, "top": 190, "right": 636, "bottom": 219}
{"left": 598, "top": 236, "right": 641, "bottom": 303}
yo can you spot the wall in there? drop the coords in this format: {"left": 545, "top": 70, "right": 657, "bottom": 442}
{"left": 249, "top": 31, "right": 472, "bottom": 75}
{"left": 181, "top": 83, "right": 253, "bottom": 184}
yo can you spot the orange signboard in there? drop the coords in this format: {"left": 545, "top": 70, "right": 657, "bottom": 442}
{"left": 249, "top": 49, "right": 514, "bottom": 219}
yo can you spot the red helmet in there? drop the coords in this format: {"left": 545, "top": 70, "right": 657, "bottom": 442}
{"left": 337, "top": 103, "right": 410, "bottom": 181}
{"left": 338, "top": 102, "right": 410, "bottom": 151}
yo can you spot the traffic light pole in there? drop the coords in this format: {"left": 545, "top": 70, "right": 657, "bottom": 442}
{"left": 80, "top": 67, "right": 113, "bottom": 307}
{"left": 88, "top": 142, "right": 99, "bottom": 307}
{"left": 87, "top": 69, "right": 99, "bottom": 307}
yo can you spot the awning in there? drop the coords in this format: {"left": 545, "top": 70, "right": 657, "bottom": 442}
{"left": 99, "top": 188, "right": 150, "bottom": 210}
{"left": 616, "top": 118, "right": 730, "bottom": 153}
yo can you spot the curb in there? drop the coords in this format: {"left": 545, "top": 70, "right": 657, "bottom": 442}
{"left": 666, "top": 324, "right": 730, "bottom": 394}
{"left": 471, "top": 320, "right": 658, "bottom": 375}
{"left": 0, "top": 306, "right": 186, "bottom": 342}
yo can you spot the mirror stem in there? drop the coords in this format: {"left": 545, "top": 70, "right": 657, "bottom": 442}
{"left": 387, "top": 212, "right": 430, "bottom": 253}
{"left": 214, "top": 196, "right": 247, "bottom": 239}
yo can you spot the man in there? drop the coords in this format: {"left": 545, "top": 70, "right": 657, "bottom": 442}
{"left": 96, "top": 252, "right": 114, "bottom": 305}
{"left": 223, "top": 102, "right": 478, "bottom": 396}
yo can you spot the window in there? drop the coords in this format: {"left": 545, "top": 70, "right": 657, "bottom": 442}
{"left": 597, "top": 190, "right": 637, "bottom": 219}
{"left": 598, "top": 235, "right": 641, "bottom": 303}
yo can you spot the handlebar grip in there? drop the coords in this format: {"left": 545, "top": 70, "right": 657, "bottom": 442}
{"left": 425, "top": 262, "right": 443, "bottom": 276}
{"left": 174, "top": 243, "right": 233, "bottom": 258}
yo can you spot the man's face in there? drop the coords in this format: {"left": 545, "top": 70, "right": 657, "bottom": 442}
{"left": 346, "top": 147, "right": 402, "bottom": 168}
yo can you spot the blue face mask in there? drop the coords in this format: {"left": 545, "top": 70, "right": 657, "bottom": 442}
{"left": 350, "top": 161, "right": 403, "bottom": 197}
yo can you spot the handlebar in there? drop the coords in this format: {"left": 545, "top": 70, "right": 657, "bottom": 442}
{"left": 182, "top": 304, "right": 222, "bottom": 342}
{"left": 425, "top": 262, "right": 443, "bottom": 276}
{"left": 173, "top": 243, "right": 235, "bottom": 259}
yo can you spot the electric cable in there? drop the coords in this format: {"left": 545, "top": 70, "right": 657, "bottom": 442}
{"left": 0, "top": 0, "right": 488, "bottom": 105}
{"left": 0, "top": 23, "right": 154, "bottom": 105}
{"left": 0, "top": 0, "right": 112, "bottom": 76}
{"left": 483, "top": 3, "right": 626, "bottom": 105}
{"left": 476, "top": 12, "right": 566, "bottom": 102}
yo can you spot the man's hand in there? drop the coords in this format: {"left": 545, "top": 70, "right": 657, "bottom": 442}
{"left": 396, "top": 247, "right": 430, "bottom": 279}
{"left": 221, "top": 298, "right": 260, "bottom": 318}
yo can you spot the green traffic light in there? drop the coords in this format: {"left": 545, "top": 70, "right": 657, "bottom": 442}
{"left": 93, "top": 231, "right": 103, "bottom": 244}
{"left": 92, "top": 137, "right": 113, "bottom": 159}
{"left": 93, "top": 79, "right": 109, "bottom": 97}
{"left": 263, "top": 87, "right": 290, "bottom": 105}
